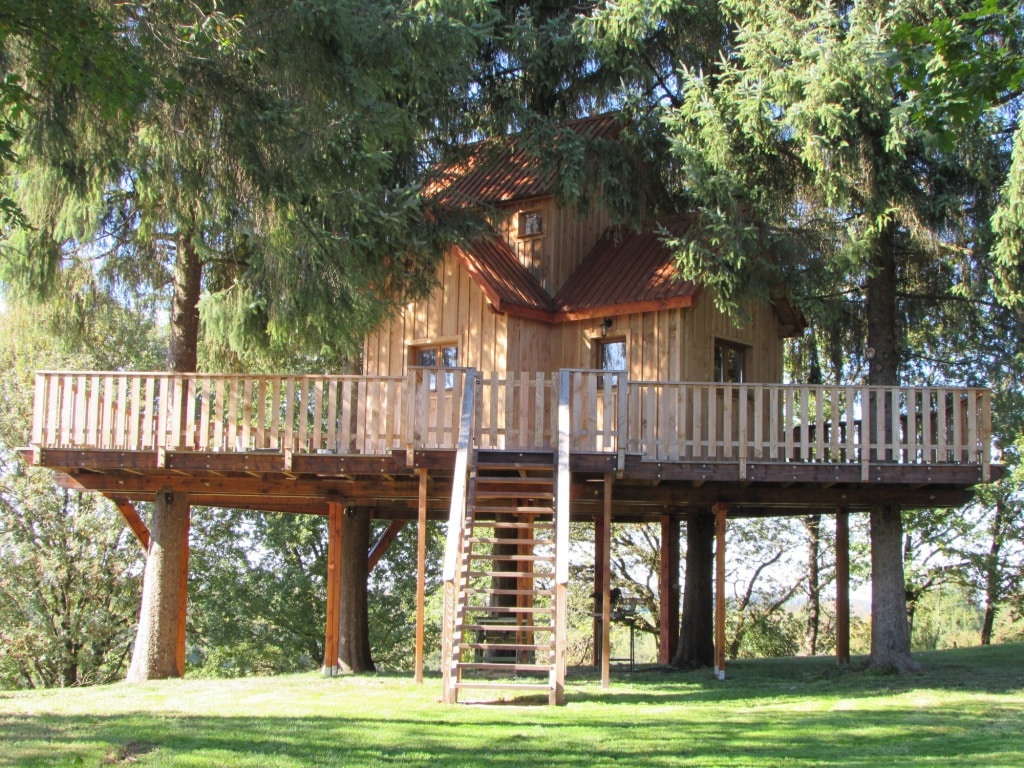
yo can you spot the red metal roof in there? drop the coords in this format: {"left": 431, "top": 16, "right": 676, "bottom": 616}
{"left": 453, "top": 226, "right": 698, "bottom": 323}
{"left": 451, "top": 235, "right": 555, "bottom": 322}
{"left": 554, "top": 229, "right": 699, "bottom": 321}
{"left": 429, "top": 113, "right": 623, "bottom": 207}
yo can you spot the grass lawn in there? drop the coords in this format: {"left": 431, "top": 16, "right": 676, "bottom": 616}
{"left": 2, "top": 643, "right": 1022, "bottom": 767}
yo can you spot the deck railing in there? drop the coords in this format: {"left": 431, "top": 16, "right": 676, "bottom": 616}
{"left": 31, "top": 371, "right": 992, "bottom": 476}
{"left": 32, "top": 368, "right": 465, "bottom": 457}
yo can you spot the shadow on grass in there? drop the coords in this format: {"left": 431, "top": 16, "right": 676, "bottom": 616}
{"left": 3, "top": 703, "right": 1022, "bottom": 768}
{"left": 564, "top": 642, "right": 1024, "bottom": 706}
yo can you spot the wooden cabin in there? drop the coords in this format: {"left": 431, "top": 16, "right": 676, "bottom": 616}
{"left": 23, "top": 114, "right": 997, "bottom": 704}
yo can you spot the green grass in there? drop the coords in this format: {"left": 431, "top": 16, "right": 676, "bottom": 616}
{"left": 2, "top": 644, "right": 1023, "bottom": 767}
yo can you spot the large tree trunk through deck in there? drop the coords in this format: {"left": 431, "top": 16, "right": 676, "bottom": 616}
{"left": 868, "top": 505, "right": 920, "bottom": 673}
{"left": 126, "top": 489, "right": 190, "bottom": 681}
{"left": 672, "top": 510, "right": 714, "bottom": 670}
{"left": 338, "top": 506, "right": 375, "bottom": 673}
{"left": 864, "top": 223, "right": 919, "bottom": 674}
{"left": 168, "top": 233, "right": 202, "bottom": 374}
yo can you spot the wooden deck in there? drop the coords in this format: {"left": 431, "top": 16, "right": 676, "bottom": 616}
{"left": 24, "top": 368, "right": 996, "bottom": 516}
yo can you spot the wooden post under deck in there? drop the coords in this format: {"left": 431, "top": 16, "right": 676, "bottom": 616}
{"left": 601, "top": 473, "right": 612, "bottom": 688}
{"left": 175, "top": 506, "right": 190, "bottom": 677}
{"left": 835, "top": 507, "right": 850, "bottom": 666}
{"left": 593, "top": 512, "right": 606, "bottom": 667}
{"left": 323, "top": 501, "right": 343, "bottom": 675}
{"left": 713, "top": 502, "right": 728, "bottom": 680}
{"left": 415, "top": 469, "right": 428, "bottom": 683}
{"left": 659, "top": 515, "right": 680, "bottom": 665}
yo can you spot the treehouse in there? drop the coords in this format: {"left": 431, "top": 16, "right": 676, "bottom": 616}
{"left": 23, "top": 115, "right": 996, "bottom": 704}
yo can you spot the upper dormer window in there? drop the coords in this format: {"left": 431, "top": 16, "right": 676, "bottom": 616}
{"left": 518, "top": 210, "right": 543, "bottom": 238}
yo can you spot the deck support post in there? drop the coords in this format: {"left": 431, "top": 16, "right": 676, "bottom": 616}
{"left": 415, "top": 469, "right": 428, "bottom": 684}
{"left": 126, "top": 489, "right": 190, "bottom": 682}
{"left": 600, "top": 473, "right": 613, "bottom": 688}
{"left": 659, "top": 515, "right": 680, "bottom": 665}
{"left": 323, "top": 500, "right": 343, "bottom": 675}
{"left": 593, "top": 513, "right": 606, "bottom": 667}
{"left": 176, "top": 506, "right": 190, "bottom": 677}
{"left": 835, "top": 507, "right": 850, "bottom": 666}
{"left": 713, "top": 502, "right": 729, "bottom": 680}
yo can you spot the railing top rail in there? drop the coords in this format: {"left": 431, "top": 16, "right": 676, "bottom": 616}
{"left": 35, "top": 370, "right": 410, "bottom": 381}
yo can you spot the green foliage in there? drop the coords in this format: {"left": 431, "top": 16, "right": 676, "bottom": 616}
{"left": 0, "top": 467, "right": 142, "bottom": 689}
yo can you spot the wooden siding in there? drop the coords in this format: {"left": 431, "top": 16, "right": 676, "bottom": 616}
{"left": 540, "top": 297, "right": 781, "bottom": 383}
{"left": 364, "top": 253, "right": 509, "bottom": 377}
{"left": 495, "top": 197, "right": 611, "bottom": 296}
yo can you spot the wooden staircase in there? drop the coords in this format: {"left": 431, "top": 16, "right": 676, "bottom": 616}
{"left": 446, "top": 449, "right": 560, "bottom": 703}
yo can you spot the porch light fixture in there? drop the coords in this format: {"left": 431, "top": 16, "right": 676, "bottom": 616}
{"left": 601, "top": 317, "right": 613, "bottom": 337}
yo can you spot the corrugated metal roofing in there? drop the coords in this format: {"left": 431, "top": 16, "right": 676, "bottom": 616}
{"left": 554, "top": 229, "right": 699, "bottom": 321}
{"left": 451, "top": 234, "right": 555, "bottom": 321}
{"left": 429, "top": 113, "right": 623, "bottom": 207}
{"left": 453, "top": 226, "right": 698, "bottom": 323}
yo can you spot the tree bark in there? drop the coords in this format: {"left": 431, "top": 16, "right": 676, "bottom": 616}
{"left": 338, "top": 507, "right": 375, "bottom": 673}
{"left": 864, "top": 220, "right": 918, "bottom": 673}
{"left": 126, "top": 489, "right": 189, "bottom": 681}
{"left": 980, "top": 502, "right": 1006, "bottom": 646}
{"left": 867, "top": 505, "right": 921, "bottom": 673}
{"left": 168, "top": 231, "right": 202, "bottom": 373}
{"left": 805, "top": 514, "right": 821, "bottom": 656}
{"left": 672, "top": 510, "right": 714, "bottom": 670}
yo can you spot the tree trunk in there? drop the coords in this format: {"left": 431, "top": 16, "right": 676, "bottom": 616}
{"left": 805, "top": 514, "right": 821, "bottom": 656}
{"left": 338, "top": 507, "right": 375, "bottom": 673}
{"left": 864, "top": 221, "right": 918, "bottom": 673}
{"left": 126, "top": 489, "right": 189, "bottom": 681}
{"left": 867, "top": 505, "right": 921, "bottom": 673}
{"left": 980, "top": 502, "right": 1006, "bottom": 646}
{"left": 168, "top": 232, "right": 202, "bottom": 373}
{"left": 672, "top": 510, "right": 714, "bottom": 670}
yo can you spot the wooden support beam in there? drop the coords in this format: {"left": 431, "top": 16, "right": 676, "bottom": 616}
{"left": 659, "top": 515, "right": 680, "bottom": 665}
{"left": 175, "top": 505, "right": 190, "bottom": 677}
{"left": 368, "top": 520, "right": 407, "bottom": 572}
{"left": 592, "top": 512, "right": 606, "bottom": 667}
{"left": 323, "top": 501, "right": 343, "bottom": 675}
{"left": 835, "top": 507, "right": 850, "bottom": 666}
{"left": 112, "top": 497, "right": 150, "bottom": 550}
{"left": 414, "top": 469, "right": 427, "bottom": 684}
{"left": 601, "top": 473, "right": 613, "bottom": 689}
{"left": 713, "top": 502, "right": 729, "bottom": 680}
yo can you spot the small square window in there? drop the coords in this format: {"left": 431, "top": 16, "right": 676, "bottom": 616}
{"left": 518, "top": 211, "right": 543, "bottom": 237}
{"left": 413, "top": 343, "right": 458, "bottom": 391}
{"left": 714, "top": 340, "right": 747, "bottom": 383}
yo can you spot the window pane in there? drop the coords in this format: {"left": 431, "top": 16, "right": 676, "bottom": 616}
{"left": 601, "top": 340, "right": 626, "bottom": 371}
{"left": 417, "top": 348, "right": 438, "bottom": 367}
{"left": 442, "top": 346, "right": 458, "bottom": 368}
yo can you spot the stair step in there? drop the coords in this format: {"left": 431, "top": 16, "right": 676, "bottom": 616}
{"left": 472, "top": 507, "right": 554, "bottom": 517}
{"left": 459, "top": 624, "right": 553, "bottom": 633}
{"left": 456, "top": 662, "right": 552, "bottom": 673}
{"left": 476, "top": 450, "right": 554, "bottom": 468}
{"left": 475, "top": 490, "right": 554, "bottom": 500}
{"left": 480, "top": 520, "right": 553, "bottom": 529}
{"left": 463, "top": 605, "right": 554, "bottom": 614}
{"left": 467, "top": 554, "right": 555, "bottom": 562}
{"left": 461, "top": 642, "right": 552, "bottom": 652}
{"left": 467, "top": 537, "right": 548, "bottom": 545}
{"left": 475, "top": 478, "right": 554, "bottom": 487}
{"left": 465, "top": 587, "right": 554, "bottom": 597}
{"left": 465, "top": 570, "right": 550, "bottom": 579}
